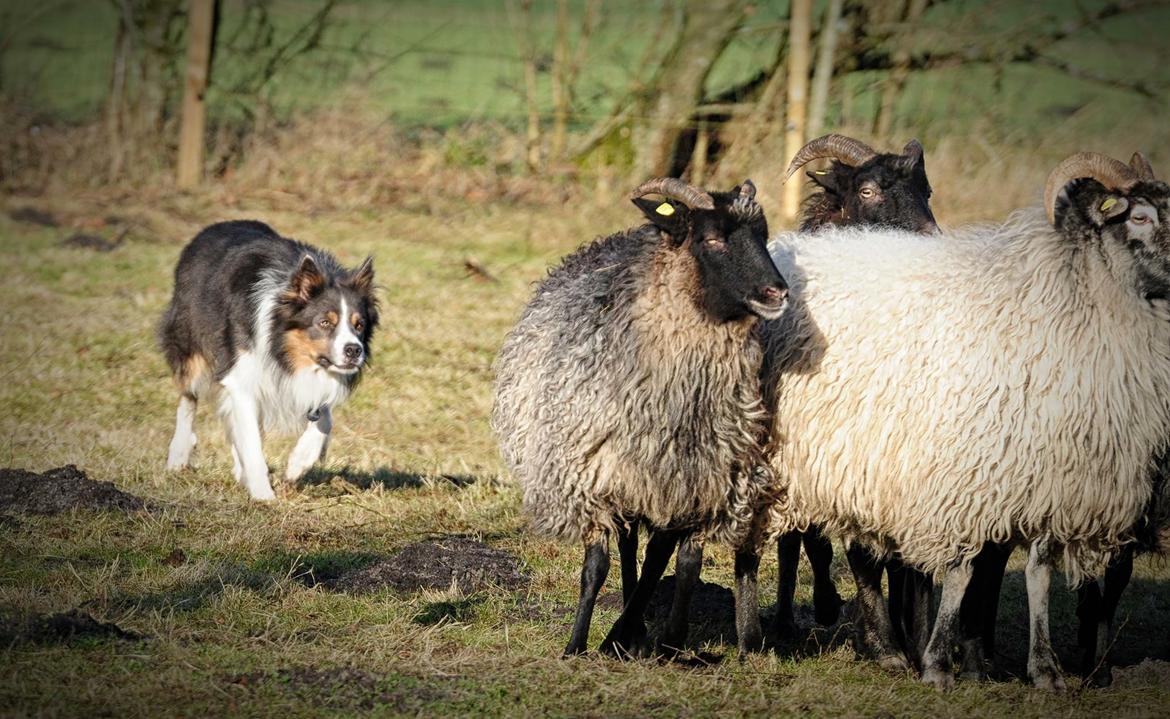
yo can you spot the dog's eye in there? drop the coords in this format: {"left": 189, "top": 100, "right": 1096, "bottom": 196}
{"left": 353, "top": 319, "right": 364, "bottom": 333}
{"left": 318, "top": 318, "right": 334, "bottom": 329}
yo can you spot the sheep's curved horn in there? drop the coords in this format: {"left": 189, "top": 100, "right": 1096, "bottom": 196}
{"left": 784, "top": 134, "right": 878, "bottom": 182}
{"left": 630, "top": 177, "right": 715, "bottom": 210}
{"left": 1130, "top": 151, "right": 1156, "bottom": 181}
{"left": 1044, "top": 152, "right": 1139, "bottom": 224}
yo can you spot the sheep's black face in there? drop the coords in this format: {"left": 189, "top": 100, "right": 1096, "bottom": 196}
{"left": 692, "top": 184, "right": 788, "bottom": 322}
{"left": 1057, "top": 178, "right": 1170, "bottom": 299}
{"left": 805, "top": 152, "right": 938, "bottom": 233}
{"left": 633, "top": 181, "right": 787, "bottom": 322}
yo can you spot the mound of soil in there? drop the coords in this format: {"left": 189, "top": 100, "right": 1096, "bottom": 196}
{"left": 1111, "top": 658, "right": 1170, "bottom": 689}
{"left": 649, "top": 575, "right": 738, "bottom": 645}
{"left": 0, "top": 465, "right": 145, "bottom": 515}
{"left": 0, "top": 609, "right": 142, "bottom": 644}
{"left": 333, "top": 537, "right": 528, "bottom": 594}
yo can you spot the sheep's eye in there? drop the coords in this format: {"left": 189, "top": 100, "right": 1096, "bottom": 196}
{"left": 704, "top": 237, "right": 726, "bottom": 248}
{"left": 1131, "top": 213, "right": 1151, "bottom": 225}
{"left": 859, "top": 187, "right": 876, "bottom": 199}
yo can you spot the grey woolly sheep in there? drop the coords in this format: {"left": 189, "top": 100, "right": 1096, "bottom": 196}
{"left": 735, "top": 152, "right": 1170, "bottom": 690}
{"left": 492, "top": 177, "right": 786, "bottom": 657}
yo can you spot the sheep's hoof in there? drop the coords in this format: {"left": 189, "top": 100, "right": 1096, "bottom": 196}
{"left": 737, "top": 624, "right": 764, "bottom": 656}
{"left": 1031, "top": 668, "right": 1067, "bottom": 692}
{"left": 562, "top": 642, "right": 587, "bottom": 658}
{"left": 876, "top": 651, "right": 913, "bottom": 673}
{"left": 921, "top": 666, "right": 955, "bottom": 691}
{"left": 958, "top": 641, "right": 989, "bottom": 681}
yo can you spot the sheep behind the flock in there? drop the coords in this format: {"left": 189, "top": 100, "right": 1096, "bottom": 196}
{"left": 752, "top": 134, "right": 941, "bottom": 667}
{"left": 743, "top": 154, "right": 1170, "bottom": 689}
{"left": 492, "top": 178, "right": 787, "bottom": 657}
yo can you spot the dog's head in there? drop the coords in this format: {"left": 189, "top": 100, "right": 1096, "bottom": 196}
{"left": 275, "top": 254, "right": 379, "bottom": 376}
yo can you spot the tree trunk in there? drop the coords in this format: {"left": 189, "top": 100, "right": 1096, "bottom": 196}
{"left": 508, "top": 0, "right": 542, "bottom": 173}
{"left": 630, "top": 0, "right": 748, "bottom": 180}
{"left": 781, "top": 0, "right": 812, "bottom": 222}
{"left": 807, "top": 0, "right": 843, "bottom": 137}
{"left": 177, "top": 0, "right": 215, "bottom": 188}
{"left": 550, "top": 0, "right": 600, "bottom": 163}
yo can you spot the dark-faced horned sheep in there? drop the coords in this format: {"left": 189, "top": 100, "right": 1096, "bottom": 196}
{"left": 492, "top": 178, "right": 786, "bottom": 657}
{"left": 745, "top": 134, "right": 942, "bottom": 668}
{"left": 735, "top": 152, "right": 1170, "bottom": 690}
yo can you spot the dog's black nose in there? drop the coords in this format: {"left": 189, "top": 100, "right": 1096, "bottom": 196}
{"left": 343, "top": 343, "right": 362, "bottom": 362}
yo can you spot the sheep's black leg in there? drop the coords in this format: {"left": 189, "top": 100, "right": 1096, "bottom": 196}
{"left": 735, "top": 547, "right": 763, "bottom": 655}
{"left": 846, "top": 543, "right": 910, "bottom": 672}
{"left": 959, "top": 542, "right": 1010, "bottom": 679}
{"left": 615, "top": 521, "right": 647, "bottom": 648}
{"left": 886, "top": 558, "right": 907, "bottom": 650}
{"left": 616, "top": 521, "right": 639, "bottom": 604}
{"left": 1080, "top": 544, "right": 1134, "bottom": 687}
{"left": 921, "top": 561, "right": 974, "bottom": 690}
{"left": 772, "top": 532, "right": 801, "bottom": 642}
{"left": 600, "top": 529, "right": 679, "bottom": 658}
{"left": 564, "top": 538, "right": 610, "bottom": 657}
{"left": 660, "top": 533, "right": 702, "bottom": 655}
{"left": 1024, "top": 537, "right": 1064, "bottom": 691}
{"left": 900, "top": 566, "right": 934, "bottom": 669}
{"left": 805, "top": 527, "right": 843, "bottom": 626}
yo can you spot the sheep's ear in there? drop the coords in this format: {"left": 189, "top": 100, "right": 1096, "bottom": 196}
{"left": 348, "top": 256, "right": 375, "bottom": 295}
{"left": 1057, "top": 178, "right": 1129, "bottom": 229}
{"left": 288, "top": 255, "right": 326, "bottom": 303}
{"left": 806, "top": 168, "right": 838, "bottom": 192}
{"left": 633, "top": 197, "right": 690, "bottom": 240}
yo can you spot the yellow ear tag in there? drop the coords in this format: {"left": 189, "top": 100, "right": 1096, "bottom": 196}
{"left": 1101, "top": 197, "right": 1118, "bottom": 212}
{"left": 656, "top": 202, "right": 675, "bottom": 216}
{"left": 814, "top": 170, "right": 828, "bottom": 175}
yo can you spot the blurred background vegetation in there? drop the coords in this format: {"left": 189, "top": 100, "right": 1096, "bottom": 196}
{"left": 2, "top": 0, "right": 1168, "bottom": 223}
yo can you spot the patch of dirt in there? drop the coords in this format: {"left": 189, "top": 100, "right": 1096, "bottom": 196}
{"left": 8, "top": 206, "right": 59, "bottom": 227}
{"left": 60, "top": 230, "right": 125, "bottom": 252}
{"left": 225, "top": 667, "right": 459, "bottom": 711}
{"left": 649, "top": 575, "right": 738, "bottom": 646}
{"left": 332, "top": 537, "right": 528, "bottom": 594}
{"left": 510, "top": 599, "right": 574, "bottom": 623}
{"left": 1110, "top": 658, "right": 1170, "bottom": 689}
{"left": 0, "top": 465, "right": 146, "bottom": 515}
{"left": 0, "top": 609, "right": 143, "bottom": 644}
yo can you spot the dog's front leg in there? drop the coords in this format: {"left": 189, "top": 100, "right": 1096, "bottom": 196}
{"left": 221, "top": 388, "right": 275, "bottom": 501}
{"left": 286, "top": 407, "right": 332, "bottom": 483}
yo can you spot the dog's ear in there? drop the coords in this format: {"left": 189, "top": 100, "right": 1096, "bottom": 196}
{"left": 289, "top": 255, "right": 326, "bottom": 303}
{"left": 348, "top": 256, "right": 375, "bottom": 295}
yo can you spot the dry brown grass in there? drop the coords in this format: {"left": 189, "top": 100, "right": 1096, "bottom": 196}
{"left": 1, "top": 111, "right": 1169, "bottom": 717}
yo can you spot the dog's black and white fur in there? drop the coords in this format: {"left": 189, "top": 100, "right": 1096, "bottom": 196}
{"left": 159, "top": 220, "right": 378, "bottom": 500}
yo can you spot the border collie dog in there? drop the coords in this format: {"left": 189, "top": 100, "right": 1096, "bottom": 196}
{"left": 159, "top": 221, "right": 378, "bottom": 500}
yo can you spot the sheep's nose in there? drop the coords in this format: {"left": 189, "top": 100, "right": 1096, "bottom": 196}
{"left": 343, "top": 343, "right": 363, "bottom": 362}
{"left": 760, "top": 286, "right": 787, "bottom": 303}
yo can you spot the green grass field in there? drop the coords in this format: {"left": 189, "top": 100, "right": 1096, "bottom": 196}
{"left": 7, "top": 0, "right": 1169, "bottom": 143}
{"left": 1, "top": 188, "right": 1168, "bottom": 717}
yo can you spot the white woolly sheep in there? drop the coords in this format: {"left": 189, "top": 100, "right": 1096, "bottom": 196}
{"left": 735, "top": 152, "right": 1170, "bottom": 690}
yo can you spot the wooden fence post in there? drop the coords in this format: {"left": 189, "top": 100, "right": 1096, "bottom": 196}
{"left": 177, "top": 0, "right": 215, "bottom": 189}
